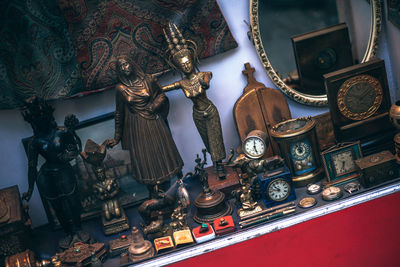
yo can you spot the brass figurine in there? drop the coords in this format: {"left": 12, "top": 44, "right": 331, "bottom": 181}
{"left": 107, "top": 55, "right": 183, "bottom": 192}
{"left": 162, "top": 23, "right": 226, "bottom": 178}
{"left": 80, "top": 139, "right": 129, "bottom": 235}
{"left": 193, "top": 149, "right": 232, "bottom": 223}
{"left": 169, "top": 200, "right": 188, "bottom": 231}
{"left": 238, "top": 184, "right": 259, "bottom": 211}
{"left": 138, "top": 175, "right": 190, "bottom": 236}
{"left": 21, "top": 96, "right": 90, "bottom": 249}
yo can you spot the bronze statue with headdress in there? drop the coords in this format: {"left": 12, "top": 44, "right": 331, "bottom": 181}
{"left": 162, "top": 23, "right": 227, "bottom": 178}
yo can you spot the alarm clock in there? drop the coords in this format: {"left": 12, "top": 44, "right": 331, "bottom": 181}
{"left": 257, "top": 165, "right": 296, "bottom": 207}
{"left": 242, "top": 130, "right": 268, "bottom": 159}
{"left": 270, "top": 117, "right": 324, "bottom": 187}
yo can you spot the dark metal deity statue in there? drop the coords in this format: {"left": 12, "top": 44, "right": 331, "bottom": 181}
{"left": 107, "top": 55, "right": 183, "bottom": 194}
{"left": 21, "top": 96, "right": 89, "bottom": 249}
{"left": 162, "top": 23, "right": 227, "bottom": 178}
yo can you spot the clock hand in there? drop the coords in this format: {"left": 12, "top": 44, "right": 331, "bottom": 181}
{"left": 253, "top": 140, "right": 258, "bottom": 153}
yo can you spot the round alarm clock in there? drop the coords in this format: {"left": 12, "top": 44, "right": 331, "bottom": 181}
{"left": 270, "top": 117, "right": 324, "bottom": 187}
{"left": 242, "top": 130, "right": 268, "bottom": 159}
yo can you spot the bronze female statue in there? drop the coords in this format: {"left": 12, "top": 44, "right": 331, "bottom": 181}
{"left": 107, "top": 55, "right": 183, "bottom": 192}
{"left": 162, "top": 23, "right": 226, "bottom": 178}
{"left": 21, "top": 96, "right": 88, "bottom": 248}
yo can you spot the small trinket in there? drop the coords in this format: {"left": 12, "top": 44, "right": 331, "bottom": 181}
{"left": 192, "top": 223, "right": 216, "bottom": 243}
{"left": 172, "top": 229, "right": 194, "bottom": 247}
{"left": 213, "top": 216, "right": 235, "bottom": 236}
{"left": 153, "top": 236, "right": 175, "bottom": 254}
{"left": 344, "top": 182, "right": 361, "bottom": 194}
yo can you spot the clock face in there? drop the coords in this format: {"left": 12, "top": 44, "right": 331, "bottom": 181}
{"left": 267, "top": 178, "right": 291, "bottom": 202}
{"left": 337, "top": 74, "right": 383, "bottom": 121}
{"left": 290, "top": 141, "right": 311, "bottom": 161}
{"left": 243, "top": 136, "right": 266, "bottom": 159}
{"left": 331, "top": 149, "right": 356, "bottom": 177}
{"left": 289, "top": 139, "right": 316, "bottom": 175}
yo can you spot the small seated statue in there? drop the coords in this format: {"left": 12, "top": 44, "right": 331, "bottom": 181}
{"left": 239, "top": 184, "right": 258, "bottom": 211}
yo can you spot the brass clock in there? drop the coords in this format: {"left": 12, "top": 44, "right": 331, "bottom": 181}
{"left": 337, "top": 74, "right": 383, "bottom": 121}
{"left": 324, "top": 58, "right": 393, "bottom": 142}
{"left": 270, "top": 117, "right": 324, "bottom": 187}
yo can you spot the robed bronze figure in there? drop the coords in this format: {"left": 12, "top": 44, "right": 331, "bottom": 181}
{"left": 107, "top": 56, "right": 183, "bottom": 191}
{"left": 162, "top": 23, "right": 227, "bottom": 178}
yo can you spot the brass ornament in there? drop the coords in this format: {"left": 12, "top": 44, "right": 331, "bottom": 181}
{"left": 337, "top": 75, "right": 383, "bottom": 121}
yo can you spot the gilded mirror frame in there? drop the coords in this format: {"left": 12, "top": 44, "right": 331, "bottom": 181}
{"left": 249, "top": 0, "right": 382, "bottom": 106}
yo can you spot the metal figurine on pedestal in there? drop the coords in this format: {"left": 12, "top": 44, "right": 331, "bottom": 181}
{"left": 193, "top": 149, "right": 232, "bottom": 223}
{"left": 162, "top": 22, "right": 227, "bottom": 179}
{"left": 80, "top": 139, "right": 129, "bottom": 235}
{"left": 21, "top": 96, "right": 92, "bottom": 250}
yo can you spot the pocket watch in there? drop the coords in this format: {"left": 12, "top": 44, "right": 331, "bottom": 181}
{"left": 344, "top": 182, "right": 361, "bottom": 194}
{"left": 298, "top": 197, "right": 317, "bottom": 209}
{"left": 306, "top": 183, "right": 321, "bottom": 195}
{"left": 337, "top": 74, "right": 383, "bottom": 121}
{"left": 242, "top": 130, "right": 268, "bottom": 159}
{"left": 321, "top": 186, "right": 343, "bottom": 201}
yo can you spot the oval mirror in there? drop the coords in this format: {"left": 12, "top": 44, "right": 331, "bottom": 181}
{"left": 250, "top": 0, "right": 382, "bottom": 106}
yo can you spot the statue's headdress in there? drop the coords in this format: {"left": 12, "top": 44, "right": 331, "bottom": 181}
{"left": 163, "top": 22, "right": 199, "bottom": 70}
{"left": 21, "top": 96, "right": 57, "bottom": 134}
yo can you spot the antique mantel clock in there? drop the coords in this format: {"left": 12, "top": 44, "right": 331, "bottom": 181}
{"left": 324, "top": 58, "right": 393, "bottom": 143}
{"left": 270, "top": 117, "right": 324, "bottom": 187}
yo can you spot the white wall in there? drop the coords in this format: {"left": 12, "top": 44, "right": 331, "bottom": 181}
{"left": 0, "top": 0, "right": 397, "bottom": 227}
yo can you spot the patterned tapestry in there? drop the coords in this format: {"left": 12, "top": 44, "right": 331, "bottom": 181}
{"left": 0, "top": 0, "right": 83, "bottom": 109}
{"left": 56, "top": 0, "right": 238, "bottom": 94}
{"left": 0, "top": 0, "right": 237, "bottom": 109}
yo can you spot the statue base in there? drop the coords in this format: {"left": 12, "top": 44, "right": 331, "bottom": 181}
{"left": 193, "top": 189, "right": 232, "bottom": 223}
{"left": 238, "top": 205, "right": 263, "bottom": 220}
{"left": 102, "top": 209, "right": 130, "bottom": 236}
{"left": 207, "top": 166, "right": 240, "bottom": 197}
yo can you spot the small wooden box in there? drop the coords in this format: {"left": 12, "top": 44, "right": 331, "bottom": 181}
{"left": 0, "top": 186, "right": 31, "bottom": 263}
{"left": 355, "top": 151, "right": 398, "bottom": 188}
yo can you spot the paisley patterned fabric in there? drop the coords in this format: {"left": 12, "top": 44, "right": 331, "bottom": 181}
{"left": 56, "top": 0, "right": 238, "bottom": 93}
{"left": 0, "top": 0, "right": 236, "bottom": 109}
{"left": 0, "top": 0, "right": 83, "bottom": 109}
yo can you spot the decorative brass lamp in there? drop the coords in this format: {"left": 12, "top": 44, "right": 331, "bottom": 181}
{"left": 193, "top": 150, "right": 232, "bottom": 223}
{"left": 270, "top": 117, "right": 324, "bottom": 187}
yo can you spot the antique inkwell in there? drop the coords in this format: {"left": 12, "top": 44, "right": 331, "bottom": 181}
{"left": 193, "top": 149, "right": 232, "bottom": 223}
